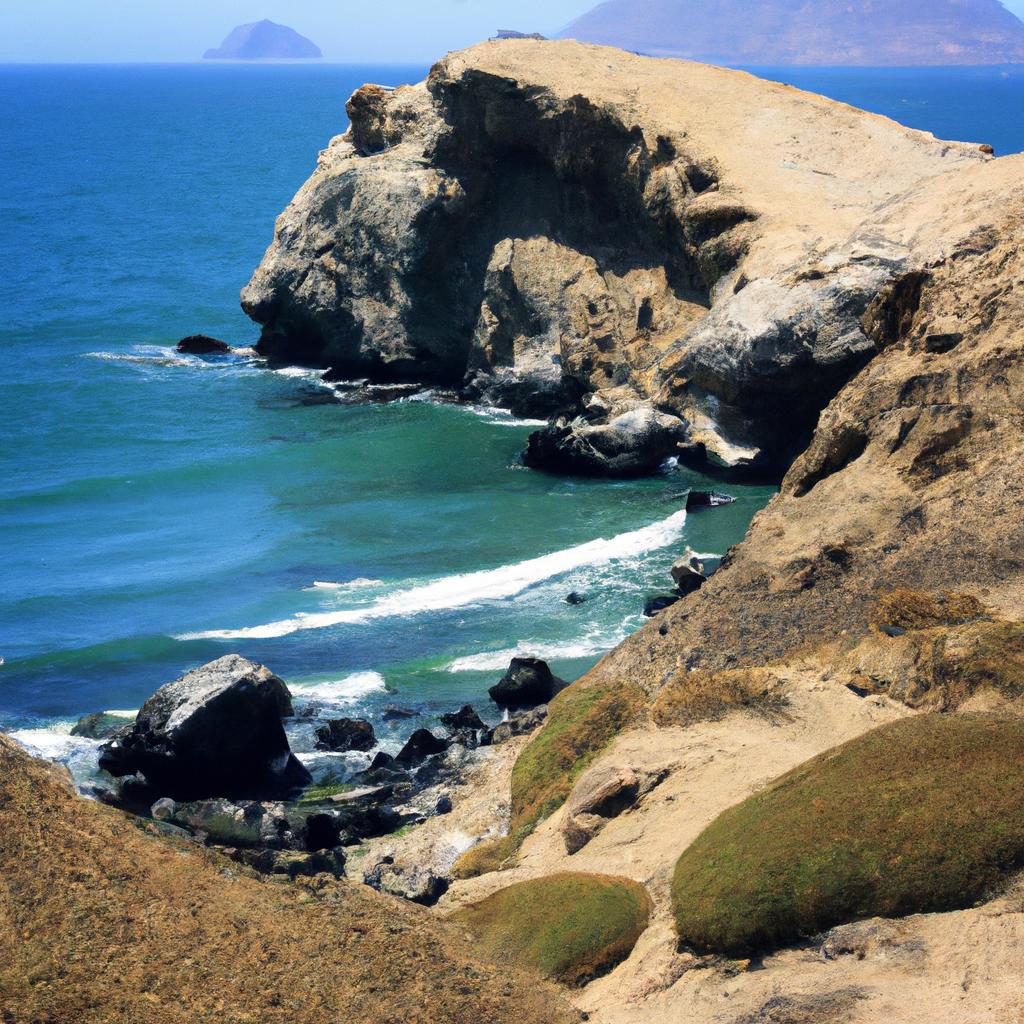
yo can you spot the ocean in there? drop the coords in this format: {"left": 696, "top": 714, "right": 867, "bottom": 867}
{"left": 1, "top": 61, "right": 1021, "bottom": 784}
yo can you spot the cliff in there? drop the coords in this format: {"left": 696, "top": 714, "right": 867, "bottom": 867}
{"left": 203, "top": 20, "right": 322, "bottom": 61}
{"left": 242, "top": 39, "right": 991, "bottom": 471}
{"left": 561, "top": 0, "right": 1024, "bottom": 66}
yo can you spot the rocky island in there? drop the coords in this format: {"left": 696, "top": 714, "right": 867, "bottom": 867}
{"left": 561, "top": 0, "right": 1024, "bottom": 65}
{"left": 203, "top": 20, "right": 322, "bottom": 61}
{"left": 5, "top": 38, "right": 1024, "bottom": 1024}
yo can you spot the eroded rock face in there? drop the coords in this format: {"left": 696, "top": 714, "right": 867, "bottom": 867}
{"left": 98, "top": 655, "right": 311, "bottom": 800}
{"left": 243, "top": 41, "right": 987, "bottom": 471}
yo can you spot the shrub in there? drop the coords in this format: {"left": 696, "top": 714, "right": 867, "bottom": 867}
{"left": 671, "top": 714, "right": 1024, "bottom": 956}
{"left": 450, "top": 872, "right": 651, "bottom": 986}
{"left": 873, "top": 589, "right": 986, "bottom": 631}
{"left": 651, "top": 668, "right": 789, "bottom": 728}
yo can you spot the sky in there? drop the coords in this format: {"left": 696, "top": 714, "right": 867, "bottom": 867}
{"left": 0, "top": 0, "right": 601, "bottom": 63}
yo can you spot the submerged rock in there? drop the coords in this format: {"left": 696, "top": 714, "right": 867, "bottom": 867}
{"left": 488, "top": 657, "right": 565, "bottom": 710}
{"left": 70, "top": 712, "right": 131, "bottom": 741}
{"left": 176, "top": 335, "right": 231, "bottom": 355}
{"left": 98, "top": 655, "right": 310, "bottom": 801}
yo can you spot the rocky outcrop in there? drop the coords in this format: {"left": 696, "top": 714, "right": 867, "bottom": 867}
{"left": 314, "top": 717, "right": 376, "bottom": 752}
{"left": 176, "top": 334, "right": 231, "bottom": 354}
{"left": 488, "top": 657, "right": 565, "bottom": 709}
{"left": 203, "top": 20, "right": 322, "bottom": 61}
{"left": 243, "top": 40, "right": 990, "bottom": 473}
{"left": 98, "top": 655, "right": 310, "bottom": 800}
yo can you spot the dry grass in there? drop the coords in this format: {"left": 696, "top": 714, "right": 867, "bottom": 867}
{"left": 0, "top": 736, "right": 576, "bottom": 1024}
{"left": 671, "top": 714, "right": 1024, "bottom": 956}
{"left": 651, "top": 668, "right": 790, "bottom": 728}
{"left": 873, "top": 589, "right": 986, "bottom": 631}
{"left": 449, "top": 872, "right": 651, "bottom": 986}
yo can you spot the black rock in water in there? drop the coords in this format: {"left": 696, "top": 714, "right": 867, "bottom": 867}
{"left": 177, "top": 334, "right": 231, "bottom": 355}
{"left": 439, "top": 705, "right": 486, "bottom": 732}
{"left": 565, "top": 591, "right": 587, "bottom": 605}
{"left": 314, "top": 718, "right": 376, "bottom": 752}
{"left": 395, "top": 728, "right": 449, "bottom": 766}
{"left": 70, "top": 711, "right": 131, "bottom": 741}
{"left": 382, "top": 706, "right": 417, "bottom": 721}
{"left": 685, "top": 490, "right": 736, "bottom": 510}
{"left": 98, "top": 654, "right": 310, "bottom": 801}
{"left": 488, "top": 657, "right": 565, "bottom": 710}
{"left": 644, "top": 593, "right": 681, "bottom": 617}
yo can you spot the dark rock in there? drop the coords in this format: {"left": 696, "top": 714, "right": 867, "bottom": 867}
{"left": 171, "top": 797, "right": 292, "bottom": 848}
{"left": 70, "top": 711, "right": 131, "bottom": 741}
{"left": 368, "top": 751, "right": 396, "bottom": 771}
{"left": 685, "top": 489, "right": 736, "bottom": 509}
{"left": 644, "top": 593, "right": 681, "bottom": 617}
{"left": 524, "top": 407, "right": 687, "bottom": 478}
{"left": 488, "top": 657, "right": 566, "bottom": 710}
{"left": 382, "top": 706, "right": 417, "bottom": 721}
{"left": 395, "top": 729, "right": 449, "bottom": 766}
{"left": 364, "top": 856, "right": 449, "bottom": 906}
{"left": 98, "top": 654, "right": 310, "bottom": 801}
{"left": 176, "top": 334, "right": 231, "bottom": 355}
{"left": 230, "top": 846, "right": 346, "bottom": 880}
{"left": 314, "top": 718, "right": 376, "bottom": 753}
{"left": 880, "top": 624, "right": 908, "bottom": 638}
{"left": 670, "top": 556, "right": 708, "bottom": 595}
{"left": 150, "top": 797, "right": 177, "bottom": 821}
{"left": 924, "top": 331, "right": 964, "bottom": 353}
{"left": 565, "top": 591, "right": 587, "bottom": 605}
{"left": 488, "top": 705, "right": 548, "bottom": 745}
{"left": 435, "top": 792, "right": 453, "bottom": 815}
{"left": 439, "top": 705, "right": 486, "bottom": 731}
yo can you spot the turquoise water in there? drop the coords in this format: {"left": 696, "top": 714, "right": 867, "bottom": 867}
{"left": 1, "top": 62, "right": 1020, "bottom": 778}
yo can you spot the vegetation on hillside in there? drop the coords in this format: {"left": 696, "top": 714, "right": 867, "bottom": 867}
{"left": 450, "top": 872, "right": 652, "bottom": 986}
{"left": 671, "top": 713, "right": 1024, "bottom": 956}
{"left": 454, "top": 680, "right": 643, "bottom": 878}
{"left": 651, "top": 667, "right": 789, "bottom": 728}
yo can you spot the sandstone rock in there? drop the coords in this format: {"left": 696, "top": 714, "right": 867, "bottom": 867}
{"left": 488, "top": 657, "right": 565, "bottom": 709}
{"left": 176, "top": 334, "right": 231, "bottom": 355}
{"left": 523, "top": 407, "right": 687, "bottom": 477}
{"left": 561, "top": 763, "right": 667, "bottom": 853}
{"left": 314, "top": 717, "right": 376, "bottom": 752}
{"left": 242, "top": 41, "right": 988, "bottom": 475}
{"left": 98, "top": 655, "right": 310, "bottom": 801}
{"left": 395, "top": 728, "right": 449, "bottom": 766}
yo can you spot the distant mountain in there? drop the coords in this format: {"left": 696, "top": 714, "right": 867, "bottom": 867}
{"left": 560, "top": 0, "right": 1024, "bottom": 65}
{"left": 203, "top": 20, "right": 322, "bottom": 61}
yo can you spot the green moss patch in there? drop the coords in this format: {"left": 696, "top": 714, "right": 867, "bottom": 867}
{"left": 452, "top": 681, "right": 643, "bottom": 880}
{"left": 671, "top": 714, "right": 1024, "bottom": 956}
{"left": 297, "top": 782, "right": 356, "bottom": 805}
{"left": 450, "top": 872, "right": 651, "bottom": 986}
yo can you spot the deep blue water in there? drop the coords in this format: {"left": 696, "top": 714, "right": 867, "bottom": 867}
{"left": 1, "top": 62, "right": 1020, "bottom": 783}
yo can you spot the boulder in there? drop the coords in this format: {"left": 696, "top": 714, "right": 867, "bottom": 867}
{"left": 439, "top": 705, "right": 486, "bottom": 732}
{"left": 364, "top": 856, "right": 449, "bottom": 906}
{"left": 670, "top": 556, "right": 708, "bottom": 595}
{"left": 562, "top": 765, "right": 641, "bottom": 854}
{"left": 524, "top": 407, "right": 687, "bottom": 478}
{"left": 488, "top": 705, "right": 548, "bottom": 745}
{"left": 395, "top": 729, "right": 449, "bottom": 766}
{"left": 231, "top": 846, "right": 347, "bottom": 880}
{"left": 565, "top": 591, "right": 587, "bottom": 605}
{"left": 70, "top": 712, "right": 131, "bottom": 741}
{"left": 685, "top": 490, "right": 736, "bottom": 510}
{"left": 314, "top": 717, "right": 376, "bottom": 752}
{"left": 170, "top": 797, "right": 291, "bottom": 848}
{"left": 488, "top": 657, "right": 565, "bottom": 710}
{"left": 176, "top": 334, "right": 231, "bottom": 355}
{"left": 98, "top": 655, "right": 310, "bottom": 801}
{"left": 644, "top": 594, "right": 681, "bottom": 617}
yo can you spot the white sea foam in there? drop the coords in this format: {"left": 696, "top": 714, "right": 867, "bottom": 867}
{"left": 104, "top": 708, "right": 139, "bottom": 718}
{"left": 460, "top": 404, "right": 548, "bottom": 428}
{"left": 444, "top": 627, "right": 634, "bottom": 673}
{"left": 9, "top": 724, "right": 99, "bottom": 762}
{"left": 288, "top": 670, "right": 388, "bottom": 702}
{"left": 178, "top": 510, "right": 687, "bottom": 641}
{"left": 308, "top": 578, "right": 384, "bottom": 592}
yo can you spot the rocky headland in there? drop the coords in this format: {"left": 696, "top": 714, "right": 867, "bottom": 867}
{"left": 203, "top": 20, "right": 322, "bottom": 61}
{"left": 5, "top": 39, "right": 1024, "bottom": 1024}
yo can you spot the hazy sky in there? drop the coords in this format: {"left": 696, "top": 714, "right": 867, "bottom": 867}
{"left": 0, "top": 0, "right": 602, "bottom": 63}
